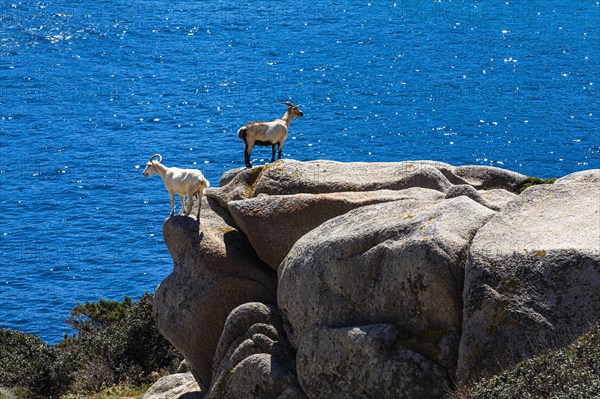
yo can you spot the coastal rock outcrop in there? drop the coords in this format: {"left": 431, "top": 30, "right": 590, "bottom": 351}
{"left": 228, "top": 188, "right": 444, "bottom": 270}
{"left": 150, "top": 160, "right": 599, "bottom": 398}
{"left": 208, "top": 160, "right": 454, "bottom": 209}
{"left": 458, "top": 182, "right": 600, "bottom": 383}
{"left": 279, "top": 197, "right": 495, "bottom": 396}
{"left": 153, "top": 197, "right": 277, "bottom": 392}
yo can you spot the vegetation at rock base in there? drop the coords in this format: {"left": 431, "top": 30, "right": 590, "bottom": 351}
{"left": 3, "top": 295, "right": 598, "bottom": 399}
{"left": 518, "top": 176, "right": 558, "bottom": 193}
{"left": 453, "top": 321, "right": 600, "bottom": 399}
{"left": 0, "top": 293, "right": 181, "bottom": 399}
{"left": 0, "top": 387, "right": 16, "bottom": 399}
{"left": 59, "top": 384, "right": 150, "bottom": 399}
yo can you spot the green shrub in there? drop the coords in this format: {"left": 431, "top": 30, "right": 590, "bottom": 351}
{"left": 0, "top": 293, "right": 181, "bottom": 398}
{"left": 0, "top": 329, "right": 59, "bottom": 398}
{"left": 518, "top": 176, "right": 558, "bottom": 193}
{"left": 67, "top": 297, "right": 133, "bottom": 334}
{"left": 60, "top": 293, "right": 181, "bottom": 393}
{"left": 63, "top": 293, "right": 181, "bottom": 392}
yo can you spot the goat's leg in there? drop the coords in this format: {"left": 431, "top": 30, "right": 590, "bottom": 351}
{"left": 196, "top": 188, "right": 204, "bottom": 219}
{"left": 244, "top": 143, "right": 250, "bottom": 168}
{"left": 184, "top": 191, "right": 193, "bottom": 217}
{"left": 277, "top": 142, "right": 283, "bottom": 160}
{"left": 180, "top": 195, "right": 186, "bottom": 215}
{"left": 271, "top": 144, "right": 276, "bottom": 162}
{"left": 244, "top": 141, "right": 254, "bottom": 168}
{"left": 169, "top": 191, "right": 175, "bottom": 217}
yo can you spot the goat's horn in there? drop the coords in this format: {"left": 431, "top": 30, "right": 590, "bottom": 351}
{"left": 280, "top": 101, "right": 294, "bottom": 107}
{"left": 149, "top": 154, "right": 162, "bottom": 163}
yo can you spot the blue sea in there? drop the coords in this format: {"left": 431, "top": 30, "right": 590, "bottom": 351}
{"left": 1, "top": 1, "right": 599, "bottom": 343}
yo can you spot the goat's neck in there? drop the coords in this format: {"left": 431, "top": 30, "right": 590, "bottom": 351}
{"left": 153, "top": 162, "right": 168, "bottom": 179}
{"left": 280, "top": 110, "right": 294, "bottom": 127}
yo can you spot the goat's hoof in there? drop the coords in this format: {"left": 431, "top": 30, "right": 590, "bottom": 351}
{"left": 245, "top": 165, "right": 252, "bottom": 169}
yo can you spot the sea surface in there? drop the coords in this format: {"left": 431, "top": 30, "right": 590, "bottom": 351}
{"left": 0, "top": 0, "right": 598, "bottom": 343}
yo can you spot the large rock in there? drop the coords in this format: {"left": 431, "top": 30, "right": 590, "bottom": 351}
{"left": 208, "top": 160, "right": 529, "bottom": 211}
{"left": 279, "top": 197, "right": 495, "bottom": 396}
{"left": 208, "top": 160, "right": 453, "bottom": 208}
{"left": 141, "top": 373, "right": 201, "bottom": 399}
{"left": 228, "top": 188, "right": 445, "bottom": 270}
{"left": 297, "top": 325, "right": 449, "bottom": 399}
{"left": 458, "top": 182, "right": 600, "bottom": 384}
{"left": 253, "top": 160, "right": 453, "bottom": 196}
{"left": 207, "top": 303, "right": 306, "bottom": 399}
{"left": 153, "top": 197, "right": 278, "bottom": 391}
{"left": 555, "top": 169, "right": 600, "bottom": 185}
{"left": 452, "top": 164, "right": 529, "bottom": 192}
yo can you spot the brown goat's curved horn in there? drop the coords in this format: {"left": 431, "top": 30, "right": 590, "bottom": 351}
{"left": 280, "top": 101, "right": 294, "bottom": 107}
{"left": 149, "top": 154, "right": 162, "bottom": 163}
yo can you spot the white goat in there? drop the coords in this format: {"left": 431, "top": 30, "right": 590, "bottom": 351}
{"left": 142, "top": 154, "right": 210, "bottom": 219}
{"left": 237, "top": 101, "right": 304, "bottom": 168}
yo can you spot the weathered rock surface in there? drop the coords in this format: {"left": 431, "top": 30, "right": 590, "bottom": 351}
{"left": 207, "top": 303, "right": 305, "bottom": 399}
{"left": 278, "top": 197, "right": 495, "bottom": 396}
{"left": 297, "top": 324, "right": 449, "bottom": 399}
{"left": 458, "top": 182, "right": 600, "bottom": 384}
{"left": 452, "top": 164, "right": 529, "bottom": 192}
{"left": 219, "top": 167, "right": 247, "bottom": 187}
{"left": 252, "top": 160, "right": 453, "bottom": 196}
{"left": 228, "top": 188, "right": 445, "bottom": 270}
{"left": 142, "top": 373, "right": 201, "bottom": 399}
{"left": 406, "top": 161, "right": 529, "bottom": 192}
{"left": 555, "top": 169, "right": 600, "bottom": 185}
{"left": 445, "top": 184, "right": 501, "bottom": 211}
{"left": 153, "top": 197, "right": 277, "bottom": 391}
{"left": 478, "top": 188, "right": 518, "bottom": 209}
{"left": 209, "top": 160, "right": 528, "bottom": 210}
{"left": 208, "top": 160, "right": 454, "bottom": 208}
{"left": 207, "top": 166, "right": 266, "bottom": 209}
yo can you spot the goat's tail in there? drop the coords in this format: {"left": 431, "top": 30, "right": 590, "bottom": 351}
{"left": 237, "top": 127, "right": 247, "bottom": 141}
{"left": 204, "top": 178, "right": 211, "bottom": 189}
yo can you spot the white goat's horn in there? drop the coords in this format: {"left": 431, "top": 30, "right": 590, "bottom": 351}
{"left": 149, "top": 154, "right": 162, "bottom": 163}
{"left": 280, "top": 101, "right": 294, "bottom": 107}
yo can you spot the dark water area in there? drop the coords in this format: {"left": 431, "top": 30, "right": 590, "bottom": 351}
{"left": 0, "top": 1, "right": 598, "bottom": 343}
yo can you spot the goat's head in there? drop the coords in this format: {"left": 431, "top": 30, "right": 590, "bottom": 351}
{"left": 142, "top": 154, "right": 162, "bottom": 177}
{"left": 281, "top": 101, "right": 304, "bottom": 119}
